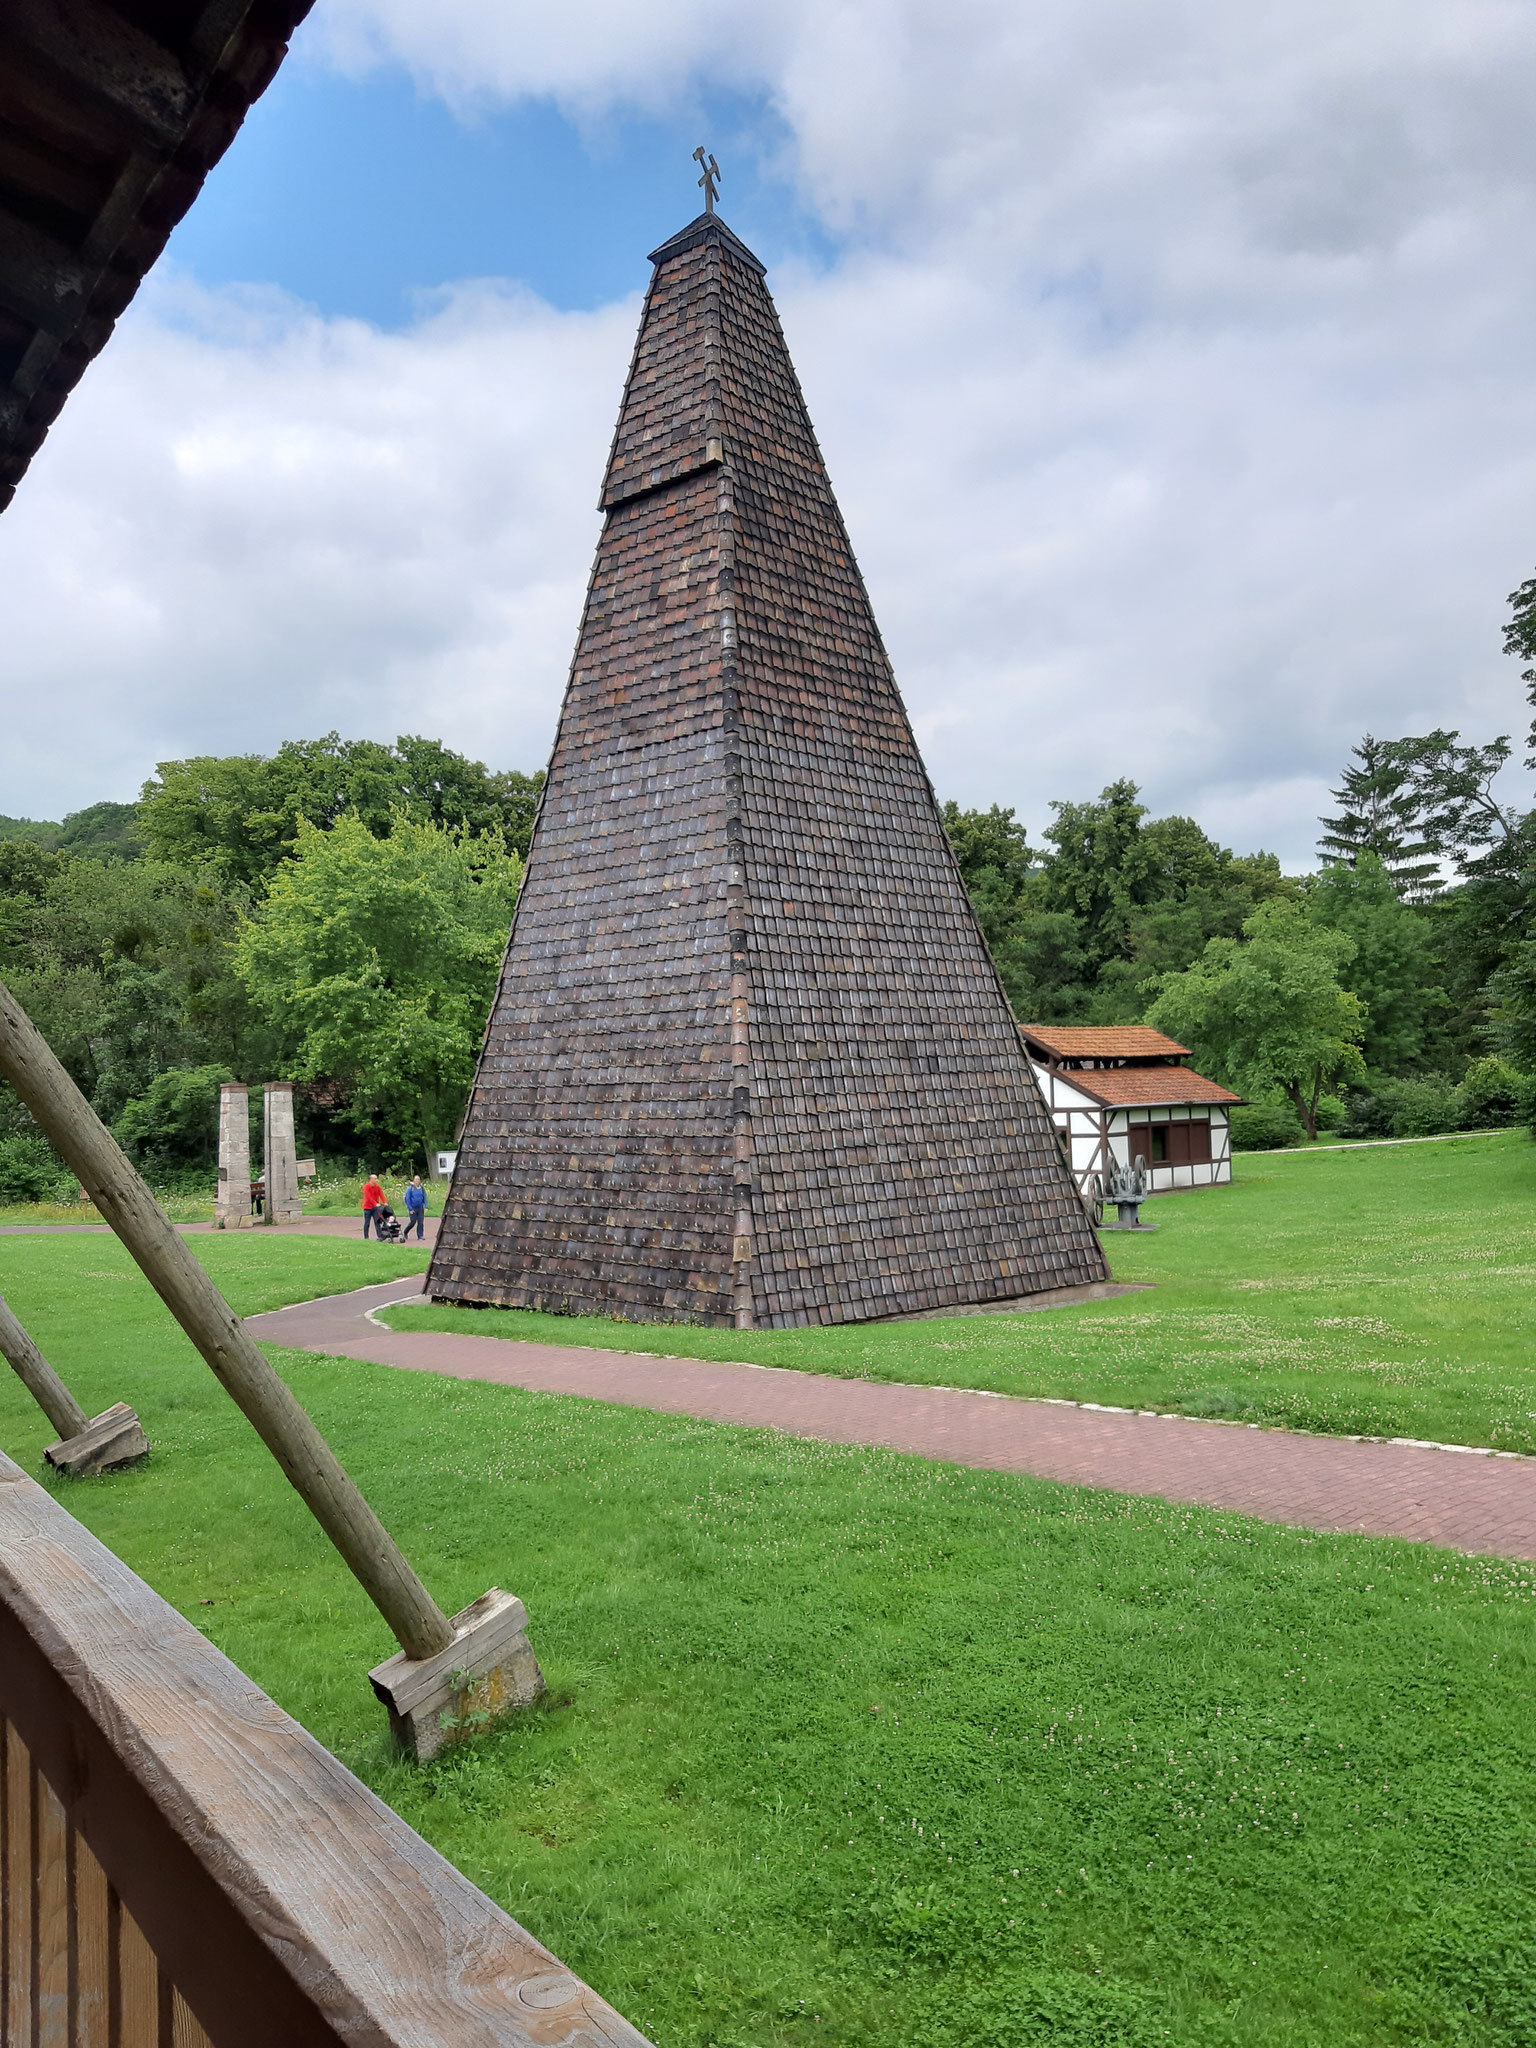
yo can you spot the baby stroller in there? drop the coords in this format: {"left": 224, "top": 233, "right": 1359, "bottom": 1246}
{"left": 372, "top": 1203, "right": 403, "bottom": 1242}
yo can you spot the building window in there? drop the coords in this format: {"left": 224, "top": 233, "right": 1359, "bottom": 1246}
{"left": 1144, "top": 1118, "right": 1212, "bottom": 1165}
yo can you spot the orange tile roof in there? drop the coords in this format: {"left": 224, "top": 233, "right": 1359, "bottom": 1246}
{"left": 1056, "top": 1064, "right": 1243, "bottom": 1108}
{"left": 1022, "top": 1025, "right": 1192, "bottom": 1060}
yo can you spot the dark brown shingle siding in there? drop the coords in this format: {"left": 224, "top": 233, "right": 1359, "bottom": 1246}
{"left": 431, "top": 220, "right": 1107, "bottom": 1327}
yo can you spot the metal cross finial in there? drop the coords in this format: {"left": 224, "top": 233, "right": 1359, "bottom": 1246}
{"left": 693, "top": 145, "right": 721, "bottom": 214}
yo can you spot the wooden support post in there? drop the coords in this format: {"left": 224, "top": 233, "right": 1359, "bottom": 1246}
{"left": 0, "top": 1290, "right": 86, "bottom": 1439}
{"left": 0, "top": 1291, "right": 148, "bottom": 1475}
{"left": 0, "top": 975, "right": 487, "bottom": 1683}
{"left": 369, "top": 1589, "right": 546, "bottom": 1762}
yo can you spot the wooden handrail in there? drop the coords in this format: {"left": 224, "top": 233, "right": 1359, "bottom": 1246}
{"left": 0, "top": 1450, "right": 649, "bottom": 2046}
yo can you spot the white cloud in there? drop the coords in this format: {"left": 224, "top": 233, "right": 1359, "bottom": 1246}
{"left": 3, "top": 0, "right": 1536, "bottom": 867}
{"left": 0, "top": 279, "right": 630, "bottom": 816}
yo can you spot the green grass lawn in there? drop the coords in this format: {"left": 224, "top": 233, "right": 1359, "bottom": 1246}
{"left": 385, "top": 1134, "right": 1536, "bottom": 1454}
{"left": 0, "top": 1190, "right": 217, "bottom": 1225}
{"left": 1, "top": 1232, "right": 1535, "bottom": 2045}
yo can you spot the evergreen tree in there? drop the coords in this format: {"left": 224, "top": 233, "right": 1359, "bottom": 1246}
{"left": 1390, "top": 729, "right": 1517, "bottom": 866}
{"left": 1317, "top": 736, "right": 1440, "bottom": 898}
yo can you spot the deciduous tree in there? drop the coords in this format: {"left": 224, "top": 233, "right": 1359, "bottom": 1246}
{"left": 233, "top": 813, "right": 521, "bottom": 1167}
{"left": 140, "top": 733, "right": 543, "bottom": 886}
{"left": 1305, "top": 856, "right": 1446, "bottom": 1072}
{"left": 1146, "top": 900, "right": 1366, "bottom": 1138}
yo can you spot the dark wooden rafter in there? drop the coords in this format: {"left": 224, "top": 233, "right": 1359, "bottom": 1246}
{"left": 0, "top": 0, "right": 315, "bottom": 513}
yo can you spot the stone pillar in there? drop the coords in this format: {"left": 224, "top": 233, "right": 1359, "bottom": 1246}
{"left": 263, "top": 1083, "right": 303, "bottom": 1226}
{"left": 215, "top": 1083, "right": 252, "bottom": 1229}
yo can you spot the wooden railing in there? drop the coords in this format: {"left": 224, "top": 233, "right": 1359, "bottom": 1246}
{"left": 0, "top": 1450, "right": 649, "bottom": 2048}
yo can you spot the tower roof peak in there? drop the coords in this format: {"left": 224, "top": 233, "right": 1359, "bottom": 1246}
{"left": 433, "top": 188, "right": 1107, "bottom": 1328}
{"left": 647, "top": 213, "right": 767, "bottom": 276}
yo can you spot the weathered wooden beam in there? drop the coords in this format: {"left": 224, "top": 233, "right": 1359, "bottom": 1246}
{"left": 0, "top": 976, "right": 546, "bottom": 1745}
{"left": 0, "top": 972, "right": 457, "bottom": 1663}
{"left": 0, "top": 1290, "right": 150, "bottom": 1474}
{"left": 46, "top": 1400, "right": 150, "bottom": 1476}
{"left": 370, "top": 1589, "right": 545, "bottom": 1763}
{"left": 0, "top": 0, "right": 192, "bottom": 153}
{"left": 0, "top": 1288, "right": 88, "bottom": 1439}
{"left": 0, "top": 210, "right": 90, "bottom": 336}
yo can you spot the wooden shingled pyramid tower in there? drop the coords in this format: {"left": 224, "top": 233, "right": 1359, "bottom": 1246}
{"left": 429, "top": 208, "right": 1108, "bottom": 1328}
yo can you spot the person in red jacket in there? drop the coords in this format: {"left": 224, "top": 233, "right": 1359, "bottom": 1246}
{"left": 361, "top": 1172, "right": 386, "bottom": 1239}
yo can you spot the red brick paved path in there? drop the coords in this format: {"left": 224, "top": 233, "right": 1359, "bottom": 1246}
{"left": 250, "top": 1279, "right": 1536, "bottom": 1561}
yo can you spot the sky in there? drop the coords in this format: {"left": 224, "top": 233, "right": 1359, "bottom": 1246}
{"left": 2, "top": 0, "right": 1535, "bottom": 870}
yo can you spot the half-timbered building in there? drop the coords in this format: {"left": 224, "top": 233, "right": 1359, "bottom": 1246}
{"left": 1023, "top": 1025, "right": 1241, "bottom": 1199}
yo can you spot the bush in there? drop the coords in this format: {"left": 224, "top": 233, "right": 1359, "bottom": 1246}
{"left": 0, "top": 1133, "right": 74, "bottom": 1204}
{"left": 1340, "top": 1087, "right": 1390, "bottom": 1139}
{"left": 1455, "top": 1057, "right": 1532, "bottom": 1131}
{"left": 1312, "top": 1093, "right": 1348, "bottom": 1134}
{"left": 1343, "top": 1074, "right": 1459, "bottom": 1140}
{"left": 1229, "top": 1102, "right": 1305, "bottom": 1150}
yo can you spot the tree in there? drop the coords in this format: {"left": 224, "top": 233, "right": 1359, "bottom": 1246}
{"left": 1305, "top": 856, "right": 1446, "bottom": 1072}
{"left": 1146, "top": 899, "right": 1366, "bottom": 1138}
{"left": 1391, "top": 729, "right": 1518, "bottom": 866}
{"left": 1487, "top": 938, "right": 1536, "bottom": 1075}
{"left": 114, "top": 1064, "right": 236, "bottom": 1177}
{"left": 0, "top": 851, "right": 266, "bottom": 1123}
{"left": 1038, "top": 779, "right": 1156, "bottom": 962}
{"left": 140, "top": 732, "right": 544, "bottom": 886}
{"left": 992, "top": 910, "right": 1095, "bottom": 1023}
{"left": 233, "top": 813, "right": 521, "bottom": 1167}
{"left": 1317, "top": 736, "right": 1440, "bottom": 897}
{"left": 1503, "top": 566, "right": 1536, "bottom": 766}
{"left": 940, "top": 785, "right": 1299, "bottom": 1025}
{"left": 940, "top": 802, "right": 1035, "bottom": 961}
{"left": 0, "top": 801, "right": 142, "bottom": 860}
{"left": 941, "top": 802, "right": 1034, "bottom": 899}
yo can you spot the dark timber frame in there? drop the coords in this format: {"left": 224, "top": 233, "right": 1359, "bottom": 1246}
{"left": 0, "top": 0, "right": 316, "bottom": 514}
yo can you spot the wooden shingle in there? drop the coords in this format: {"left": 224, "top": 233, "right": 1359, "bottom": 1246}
{"left": 429, "top": 214, "right": 1108, "bottom": 1328}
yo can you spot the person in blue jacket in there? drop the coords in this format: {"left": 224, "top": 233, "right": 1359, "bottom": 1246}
{"left": 404, "top": 1174, "right": 428, "bottom": 1239}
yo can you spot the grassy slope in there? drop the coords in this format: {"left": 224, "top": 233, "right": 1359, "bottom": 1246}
{"left": 387, "top": 1134, "right": 1536, "bottom": 1452}
{"left": 1, "top": 1235, "right": 1535, "bottom": 2045}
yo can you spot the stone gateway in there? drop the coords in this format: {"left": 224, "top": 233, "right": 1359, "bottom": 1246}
{"left": 429, "top": 209, "right": 1108, "bottom": 1328}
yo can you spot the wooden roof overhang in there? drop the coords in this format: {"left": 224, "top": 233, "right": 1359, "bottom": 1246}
{"left": 1063, "top": 1063, "right": 1244, "bottom": 1111}
{"left": 0, "top": 0, "right": 314, "bottom": 515}
{"left": 1021, "top": 1024, "right": 1194, "bottom": 1069}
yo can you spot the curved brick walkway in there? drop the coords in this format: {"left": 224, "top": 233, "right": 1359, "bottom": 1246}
{"left": 249, "top": 1278, "right": 1536, "bottom": 1561}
